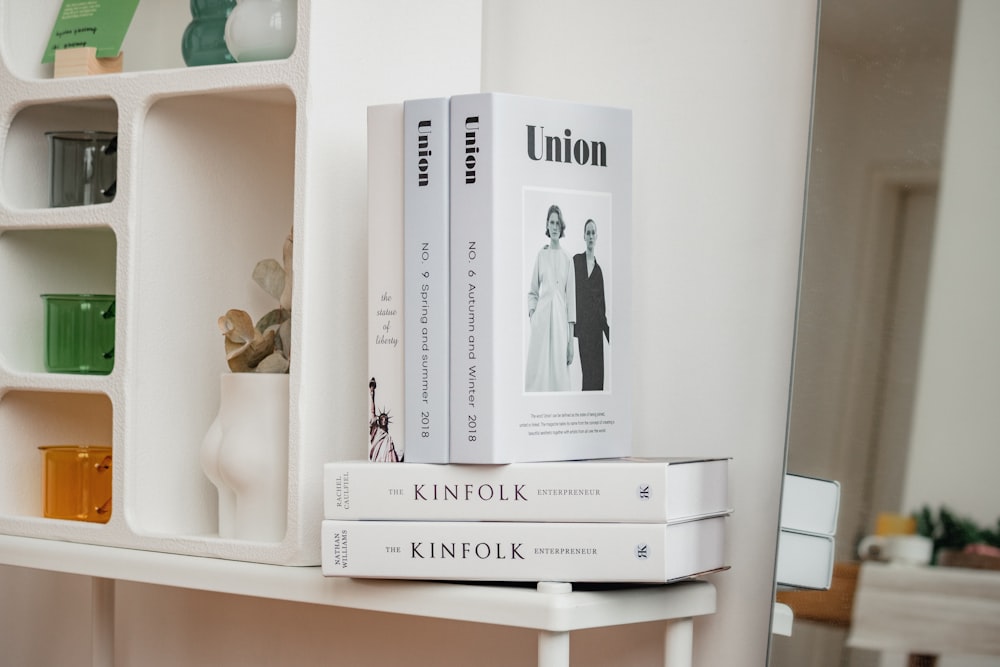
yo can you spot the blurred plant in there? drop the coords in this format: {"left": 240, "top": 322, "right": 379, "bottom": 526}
{"left": 914, "top": 505, "right": 1000, "bottom": 563}
{"left": 217, "top": 229, "right": 292, "bottom": 373}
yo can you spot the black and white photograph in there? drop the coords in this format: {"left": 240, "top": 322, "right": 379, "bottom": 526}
{"left": 522, "top": 187, "right": 613, "bottom": 393}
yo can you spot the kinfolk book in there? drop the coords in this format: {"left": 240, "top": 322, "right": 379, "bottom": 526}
{"left": 449, "top": 92, "right": 632, "bottom": 463}
{"left": 780, "top": 473, "right": 840, "bottom": 536}
{"left": 321, "top": 516, "right": 728, "bottom": 583}
{"left": 367, "top": 104, "right": 405, "bottom": 462}
{"left": 403, "top": 97, "right": 450, "bottom": 462}
{"left": 775, "top": 528, "right": 836, "bottom": 590}
{"left": 323, "top": 457, "right": 730, "bottom": 523}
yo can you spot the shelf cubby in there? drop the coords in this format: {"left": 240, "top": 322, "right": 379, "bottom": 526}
{"left": 0, "top": 0, "right": 298, "bottom": 80}
{"left": 0, "top": 390, "right": 113, "bottom": 520}
{"left": 0, "top": 228, "right": 117, "bottom": 375}
{"left": 129, "top": 89, "right": 296, "bottom": 539}
{"left": 2, "top": 99, "right": 118, "bottom": 211}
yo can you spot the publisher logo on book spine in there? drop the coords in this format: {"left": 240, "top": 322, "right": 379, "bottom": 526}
{"left": 637, "top": 484, "right": 651, "bottom": 500}
{"left": 634, "top": 544, "right": 649, "bottom": 560}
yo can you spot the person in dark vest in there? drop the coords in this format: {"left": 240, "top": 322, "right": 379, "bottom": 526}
{"left": 573, "top": 219, "right": 609, "bottom": 390}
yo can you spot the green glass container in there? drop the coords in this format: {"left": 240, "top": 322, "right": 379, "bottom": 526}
{"left": 42, "top": 294, "right": 116, "bottom": 375}
{"left": 182, "top": 0, "right": 237, "bottom": 66}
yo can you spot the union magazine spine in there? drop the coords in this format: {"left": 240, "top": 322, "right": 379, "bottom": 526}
{"left": 449, "top": 93, "right": 498, "bottom": 462}
{"left": 404, "top": 97, "right": 451, "bottom": 462}
{"left": 321, "top": 516, "right": 728, "bottom": 583}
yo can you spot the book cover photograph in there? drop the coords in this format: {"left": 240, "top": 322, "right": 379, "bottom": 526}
{"left": 449, "top": 92, "right": 633, "bottom": 464}
{"left": 367, "top": 103, "right": 405, "bottom": 462}
{"left": 321, "top": 516, "right": 728, "bottom": 583}
{"left": 323, "top": 457, "right": 731, "bottom": 523}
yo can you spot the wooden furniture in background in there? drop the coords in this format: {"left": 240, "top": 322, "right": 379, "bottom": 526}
{"left": 775, "top": 560, "right": 859, "bottom": 627}
{"left": 848, "top": 561, "right": 1000, "bottom": 666}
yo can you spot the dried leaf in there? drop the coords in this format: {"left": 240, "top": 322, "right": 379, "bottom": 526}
{"left": 279, "top": 229, "right": 293, "bottom": 311}
{"left": 218, "top": 228, "right": 294, "bottom": 373}
{"left": 218, "top": 309, "right": 276, "bottom": 371}
{"left": 276, "top": 318, "right": 291, "bottom": 359}
{"left": 228, "top": 328, "right": 276, "bottom": 371}
{"left": 255, "top": 350, "right": 290, "bottom": 373}
{"left": 256, "top": 307, "right": 289, "bottom": 334}
{"left": 252, "top": 258, "right": 285, "bottom": 302}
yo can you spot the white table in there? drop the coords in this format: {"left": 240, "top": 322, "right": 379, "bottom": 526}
{"left": 848, "top": 561, "right": 1000, "bottom": 665}
{"left": 1, "top": 534, "right": 717, "bottom": 667}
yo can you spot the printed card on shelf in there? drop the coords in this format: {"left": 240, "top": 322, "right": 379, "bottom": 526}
{"left": 43, "top": 0, "right": 141, "bottom": 63}
{"left": 449, "top": 92, "right": 633, "bottom": 463}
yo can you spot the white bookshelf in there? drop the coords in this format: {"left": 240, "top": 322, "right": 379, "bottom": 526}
{"left": 0, "top": 0, "right": 481, "bottom": 566}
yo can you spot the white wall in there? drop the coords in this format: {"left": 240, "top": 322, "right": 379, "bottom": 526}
{"left": 481, "top": 3, "right": 816, "bottom": 666}
{"left": 0, "top": 2, "right": 818, "bottom": 665}
{"left": 902, "top": 0, "right": 1000, "bottom": 529}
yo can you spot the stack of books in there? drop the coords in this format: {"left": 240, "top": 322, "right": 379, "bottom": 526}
{"left": 366, "top": 92, "right": 633, "bottom": 466}
{"left": 338, "top": 92, "right": 732, "bottom": 584}
{"left": 775, "top": 473, "right": 841, "bottom": 589}
{"left": 321, "top": 457, "right": 732, "bottom": 582}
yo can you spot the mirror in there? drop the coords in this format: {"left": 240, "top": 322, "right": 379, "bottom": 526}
{"left": 773, "top": 1, "right": 1000, "bottom": 666}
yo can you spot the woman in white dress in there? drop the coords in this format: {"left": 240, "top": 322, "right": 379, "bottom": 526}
{"left": 525, "top": 204, "right": 576, "bottom": 391}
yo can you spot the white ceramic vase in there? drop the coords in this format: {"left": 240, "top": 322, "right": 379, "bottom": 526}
{"left": 200, "top": 372, "right": 289, "bottom": 541}
{"left": 224, "top": 0, "right": 296, "bottom": 62}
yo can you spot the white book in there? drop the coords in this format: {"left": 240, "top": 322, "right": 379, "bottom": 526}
{"left": 449, "top": 92, "right": 633, "bottom": 463}
{"left": 367, "top": 104, "right": 405, "bottom": 462}
{"left": 780, "top": 473, "right": 840, "bottom": 536}
{"left": 324, "top": 457, "right": 730, "bottom": 523}
{"left": 404, "top": 97, "right": 451, "bottom": 462}
{"left": 775, "top": 528, "right": 835, "bottom": 590}
{"left": 321, "top": 516, "right": 728, "bottom": 583}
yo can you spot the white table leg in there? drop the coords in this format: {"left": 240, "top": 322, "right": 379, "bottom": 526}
{"left": 92, "top": 577, "right": 115, "bottom": 667}
{"left": 538, "top": 629, "right": 571, "bottom": 667}
{"left": 664, "top": 617, "right": 694, "bottom": 667}
{"left": 536, "top": 581, "right": 573, "bottom": 667}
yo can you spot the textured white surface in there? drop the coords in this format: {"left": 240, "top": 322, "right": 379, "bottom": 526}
{"left": 0, "top": 0, "right": 482, "bottom": 565}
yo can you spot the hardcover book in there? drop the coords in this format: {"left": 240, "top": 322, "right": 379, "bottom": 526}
{"left": 775, "top": 528, "right": 836, "bottom": 590}
{"left": 367, "top": 104, "right": 405, "bottom": 462}
{"left": 780, "top": 473, "right": 840, "bottom": 536}
{"left": 403, "top": 97, "right": 451, "bottom": 462}
{"left": 323, "top": 457, "right": 730, "bottom": 523}
{"left": 321, "top": 515, "right": 728, "bottom": 583}
{"left": 449, "top": 92, "right": 633, "bottom": 463}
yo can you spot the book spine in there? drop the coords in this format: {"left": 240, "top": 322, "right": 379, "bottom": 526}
{"left": 404, "top": 97, "right": 451, "bottom": 463}
{"left": 780, "top": 474, "right": 840, "bottom": 536}
{"left": 321, "top": 517, "right": 727, "bottom": 583}
{"left": 366, "top": 104, "right": 406, "bottom": 462}
{"left": 449, "top": 94, "right": 497, "bottom": 462}
{"left": 323, "top": 459, "right": 731, "bottom": 523}
{"left": 775, "top": 528, "right": 835, "bottom": 589}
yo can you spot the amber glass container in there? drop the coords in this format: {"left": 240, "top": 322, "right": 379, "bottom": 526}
{"left": 39, "top": 445, "right": 112, "bottom": 523}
